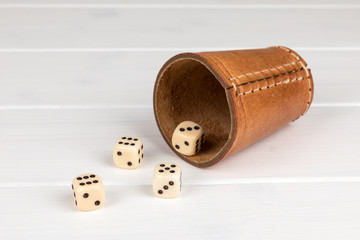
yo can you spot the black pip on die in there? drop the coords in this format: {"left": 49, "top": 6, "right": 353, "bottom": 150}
{"left": 153, "top": 163, "right": 182, "bottom": 199}
{"left": 71, "top": 173, "right": 105, "bottom": 211}
{"left": 113, "top": 137, "right": 144, "bottom": 169}
{"left": 172, "top": 121, "right": 205, "bottom": 156}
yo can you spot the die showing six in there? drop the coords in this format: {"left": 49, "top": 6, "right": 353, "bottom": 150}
{"left": 113, "top": 136, "right": 144, "bottom": 170}
{"left": 71, "top": 173, "right": 105, "bottom": 211}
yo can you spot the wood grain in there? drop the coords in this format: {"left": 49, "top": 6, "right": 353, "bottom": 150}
{"left": 1, "top": 182, "right": 360, "bottom": 239}
{"left": 1, "top": 0, "right": 359, "bottom": 4}
{"left": 0, "top": 51, "right": 359, "bottom": 107}
{"left": 0, "top": 1, "right": 358, "bottom": 238}
{"left": 0, "top": 107, "right": 359, "bottom": 185}
{"left": 0, "top": 8, "right": 359, "bottom": 48}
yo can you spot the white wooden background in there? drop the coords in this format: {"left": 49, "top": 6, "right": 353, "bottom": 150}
{"left": 0, "top": 0, "right": 360, "bottom": 239}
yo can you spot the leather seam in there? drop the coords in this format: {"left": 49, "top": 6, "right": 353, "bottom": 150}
{"left": 228, "top": 62, "right": 303, "bottom": 96}
{"left": 227, "top": 67, "right": 304, "bottom": 93}
{"left": 230, "top": 61, "right": 297, "bottom": 81}
{"left": 277, "top": 46, "right": 312, "bottom": 117}
{"left": 230, "top": 67, "right": 304, "bottom": 88}
{"left": 237, "top": 76, "right": 304, "bottom": 96}
{"left": 208, "top": 55, "right": 232, "bottom": 80}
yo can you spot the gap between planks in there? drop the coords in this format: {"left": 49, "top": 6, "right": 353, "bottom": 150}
{"left": 0, "top": 105, "right": 153, "bottom": 110}
{"left": 0, "top": 47, "right": 360, "bottom": 52}
{"left": 0, "top": 103, "right": 359, "bottom": 110}
{"left": 0, "top": 4, "right": 359, "bottom": 9}
{"left": 1, "top": 176, "right": 360, "bottom": 188}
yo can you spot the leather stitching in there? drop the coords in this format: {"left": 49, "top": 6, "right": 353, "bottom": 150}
{"left": 238, "top": 77, "right": 304, "bottom": 96}
{"left": 232, "top": 68, "right": 304, "bottom": 88}
{"left": 277, "top": 46, "right": 312, "bottom": 116}
{"left": 230, "top": 61, "right": 297, "bottom": 81}
{"left": 228, "top": 62, "right": 304, "bottom": 96}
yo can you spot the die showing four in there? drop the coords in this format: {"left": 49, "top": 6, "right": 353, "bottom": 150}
{"left": 113, "top": 137, "right": 144, "bottom": 170}
{"left": 153, "top": 163, "right": 182, "bottom": 199}
{"left": 71, "top": 173, "right": 105, "bottom": 211}
{"left": 172, "top": 121, "right": 205, "bottom": 156}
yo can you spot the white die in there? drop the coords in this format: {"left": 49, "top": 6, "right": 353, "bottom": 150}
{"left": 153, "top": 163, "right": 182, "bottom": 199}
{"left": 113, "top": 136, "right": 144, "bottom": 169}
{"left": 71, "top": 173, "right": 105, "bottom": 212}
{"left": 172, "top": 121, "right": 205, "bottom": 156}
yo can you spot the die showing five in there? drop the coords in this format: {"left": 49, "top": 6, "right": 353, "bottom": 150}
{"left": 153, "top": 163, "right": 182, "bottom": 199}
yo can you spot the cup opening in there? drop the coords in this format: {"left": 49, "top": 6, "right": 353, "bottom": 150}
{"left": 154, "top": 57, "right": 232, "bottom": 165}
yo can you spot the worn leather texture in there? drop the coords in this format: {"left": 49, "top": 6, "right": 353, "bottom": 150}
{"left": 153, "top": 46, "right": 314, "bottom": 168}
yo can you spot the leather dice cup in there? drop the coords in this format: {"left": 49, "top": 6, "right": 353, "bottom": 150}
{"left": 153, "top": 46, "right": 314, "bottom": 168}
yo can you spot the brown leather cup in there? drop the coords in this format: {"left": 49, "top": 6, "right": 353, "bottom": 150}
{"left": 153, "top": 46, "right": 314, "bottom": 168}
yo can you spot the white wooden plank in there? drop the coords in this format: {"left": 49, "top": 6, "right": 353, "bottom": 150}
{"left": 0, "top": 182, "right": 359, "bottom": 239}
{"left": 0, "top": 50, "right": 358, "bottom": 107}
{"left": 0, "top": 52, "right": 168, "bottom": 107}
{"left": 1, "top": 0, "right": 359, "bottom": 5}
{"left": 299, "top": 50, "right": 360, "bottom": 105}
{"left": 0, "top": 8, "right": 359, "bottom": 48}
{"left": 0, "top": 107, "right": 359, "bottom": 184}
